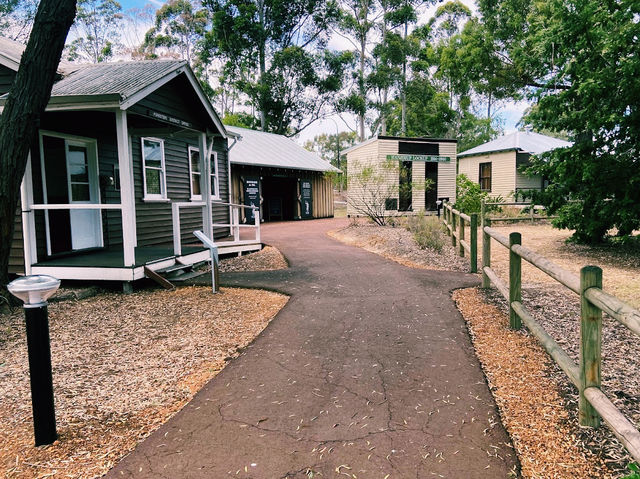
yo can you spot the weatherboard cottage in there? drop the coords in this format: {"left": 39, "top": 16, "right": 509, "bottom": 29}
{"left": 344, "top": 135, "right": 457, "bottom": 217}
{"left": 1, "top": 36, "right": 258, "bottom": 289}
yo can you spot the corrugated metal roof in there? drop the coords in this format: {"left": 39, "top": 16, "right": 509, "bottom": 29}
{"left": 50, "top": 60, "right": 185, "bottom": 100}
{"left": 458, "top": 131, "right": 572, "bottom": 157}
{"left": 227, "top": 126, "right": 340, "bottom": 173}
{"left": 0, "top": 36, "right": 73, "bottom": 74}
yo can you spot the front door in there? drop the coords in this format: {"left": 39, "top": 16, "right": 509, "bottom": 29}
{"left": 41, "top": 133, "right": 102, "bottom": 254}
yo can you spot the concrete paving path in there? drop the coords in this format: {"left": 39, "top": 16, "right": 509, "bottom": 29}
{"left": 108, "top": 219, "right": 518, "bottom": 478}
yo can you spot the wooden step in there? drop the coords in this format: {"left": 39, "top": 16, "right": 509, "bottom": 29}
{"left": 169, "top": 270, "right": 208, "bottom": 282}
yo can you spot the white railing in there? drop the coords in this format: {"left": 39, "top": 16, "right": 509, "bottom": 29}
{"left": 212, "top": 201, "right": 261, "bottom": 246}
{"left": 30, "top": 204, "right": 123, "bottom": 210}
{"left": 171, "top": 201, "right": 208, "bottom": 256}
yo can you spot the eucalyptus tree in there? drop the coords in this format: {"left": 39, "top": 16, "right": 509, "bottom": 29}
{"left": 0, "top": 0, "right": 78, "bottom": 290}
{"left": 143, "top": 0, "right": 209, "bottom": 64}
{"left": 66, "top": 0, "right": 124, "bottom": 63}
{"left": 202, "top": 0, "right": 346, "bottom": 136}
{"left": 0, "top": 0, "right": 38, "bottom": 42}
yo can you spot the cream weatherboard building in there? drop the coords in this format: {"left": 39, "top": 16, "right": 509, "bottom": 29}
{"left": 458, "top": 130, "right": 571, "bottom": 200}
{"left": 345, "top": 136, "right": 457, "bottom": 217}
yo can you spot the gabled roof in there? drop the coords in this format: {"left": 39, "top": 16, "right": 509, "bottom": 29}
{"left": 226, "top": 125, "right": 340, "bottom": 173}
{"left": 0, "top": 36, "right": 72, "bottom": 74}
{"left": 458, "top": 130, "right": 571, "bottom": 158}
{"left": 0, "top": 41, "right": 227, "bottom": 137}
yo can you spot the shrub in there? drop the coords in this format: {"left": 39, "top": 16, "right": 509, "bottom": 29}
{"left": 454, "top": 174, "right": 488, "bottom": 214}
{"left": 407, "top": 211, "right": 446, "bottom": 253}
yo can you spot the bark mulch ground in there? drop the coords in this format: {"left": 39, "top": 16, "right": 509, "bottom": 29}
{"left": 454, "top": 288, "right": 619, "bottom": 479}
{"left": 218, "top": 245, "right": 288, "bottom": 273}
{"left": 328, "top": 220, "right": 469, "bottom": 272}
{"left": 0, "top": 286, "right": 288, "bottom": 479}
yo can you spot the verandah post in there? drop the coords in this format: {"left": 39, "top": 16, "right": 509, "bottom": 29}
{"left": 481, "top": 218, "right": 491, "bottom": 288}
{"left": 509, "top": 232, "right": 522, "bottom": 329}
{"left": 579, "top": 265, "right": 602, "bottom": 428}
{"left": 470, "top": 213, "right": 477, "bottom": 273}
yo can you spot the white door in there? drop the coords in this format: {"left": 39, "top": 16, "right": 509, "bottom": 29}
{"left": 66, "top": 141, "right": 102, "bottom": 250}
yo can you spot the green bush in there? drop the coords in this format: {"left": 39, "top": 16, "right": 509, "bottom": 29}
{"left": 407, "top": 211, "right": 446, "bottom": 253}
{"left": 454, "top": 174, "right": 488, "bottom": 214}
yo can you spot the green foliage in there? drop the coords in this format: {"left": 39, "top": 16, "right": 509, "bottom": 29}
{"left": 303, "top": 130, "right": 356, "bottom": 190}
{"left": 222, "top": 112, "right": 260, "bottom": 129}
{"left": 622, "top": 463, "right": 640, "bottom": 479}
{"left": 202, "top": 0, "right": 346, "bottom": 136}
{"left": 454, "top": 174, "right": 489, "bottom": 214}
{"left": 407, "top": 211, "right": 446, "bottom": 253}
{"left": 66, "top": 0, "right": 123, "bottom": 63}
{"left": 477, "top": 0, "right": 640, "bottom": 244}
{"left": 143, "top": 0, "right": 209, "bottom": 64}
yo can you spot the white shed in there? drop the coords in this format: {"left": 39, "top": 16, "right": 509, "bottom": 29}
{"left": 458, "top": 131, "right": 571, "bottom": 200}
{"left": 344, "top": 135, "right": 457, "bottom": 217}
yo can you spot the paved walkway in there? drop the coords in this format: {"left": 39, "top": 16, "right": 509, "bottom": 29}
{"left": 108, "top": 219, "right": 518, "bottom": 478}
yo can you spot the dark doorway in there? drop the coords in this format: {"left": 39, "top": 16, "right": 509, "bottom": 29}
{"left": 42, "top": 135, "right": 72, "bottom": 254}
{"left": 425, "top": 162, "right": 438, "bottom": 211}
{"left": 398, "top": 161, "right": 412, "bottom": 212}
{"left": 261, "top": 176, "right": 298, "bottom": 221}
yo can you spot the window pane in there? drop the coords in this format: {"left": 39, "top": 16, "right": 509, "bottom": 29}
{"left": 192, "top": 175, "right": 201, "bottom": 196}
{"left": 143, "top": 139, "right": 162, "bottom": 168}
{"left": 68, "top": 146, "right": 89, "bottom": 182}
{"left": 146, "top": 168, "right": 161, "bottom": 195}
{"left": 190, "top": 150, "right": 200, "bottom": 173}
{"left": 71, "top": 183, "right": 90, "bottom": 201}
{"left": 210, "top": 175, "right": 216, "bottom": 196}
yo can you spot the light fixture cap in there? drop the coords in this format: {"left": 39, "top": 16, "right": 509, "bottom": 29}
{"left": 7, "top": 275, "right": 61, "bottom": 307}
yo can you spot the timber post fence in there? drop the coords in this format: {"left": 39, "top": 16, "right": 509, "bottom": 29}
{"left": 442, "top": 200, "right": 640, "bottom": 462}
{"left": 442, "top": 202, "right": 477, "bottom": 273}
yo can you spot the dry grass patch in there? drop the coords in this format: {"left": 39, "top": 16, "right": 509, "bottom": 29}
{"left": 454, "top": 287, "right": 615, "bottom": 479}
{"left": 328, "top": 221, "right": 468, "bottom": 272}
{"left": 482, "top": 223, "right": 640, "bottom": 308}
{"left": 0, "top": 286, "right": 288, "bottom": 478}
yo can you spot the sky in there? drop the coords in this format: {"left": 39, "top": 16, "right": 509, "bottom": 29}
{"left": 117, "top": 0, "right": 529, "bottom": 148}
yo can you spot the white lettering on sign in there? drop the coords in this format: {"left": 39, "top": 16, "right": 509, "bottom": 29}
{"left": 149, "top": 110, "right": 192, "bottom": 128}
{"left": 386, "top": 154, "right": 450, "bottom": 162}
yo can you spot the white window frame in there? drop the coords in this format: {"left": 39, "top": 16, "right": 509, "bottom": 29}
{"left": 188, "top": 146, "right": 202, "bottom": 200}
{"left": 141, "top": 137, "right": 167, "bottom": 201}
{"left": 210, "top": 150, "right": 220, "bottom": 201}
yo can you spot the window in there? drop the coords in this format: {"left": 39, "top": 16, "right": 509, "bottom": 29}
{"left": 189, "top": 147, "right": 220, "bottom": 200}
{"left": 113, "top": 165, "right": 120, "bottom": 191}
{"left": 479, "top": 162, "right": 492, "bottom": 192}
{"left": 142, "top": 137, "right": 166, "bottom": 199}
{"left": 210, "top": 151, "right": 219, "bottom": 199}
{"left": 189, "top": 147, "right": 202, "bottom": 199}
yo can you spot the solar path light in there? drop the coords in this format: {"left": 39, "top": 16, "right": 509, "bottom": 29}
{"left": 7, "top": 275, "right": 61, "bottom": 446}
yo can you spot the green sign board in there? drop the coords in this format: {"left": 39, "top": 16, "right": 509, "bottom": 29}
{"left": 386, "top": 154, "right": 451, "bottom": 163}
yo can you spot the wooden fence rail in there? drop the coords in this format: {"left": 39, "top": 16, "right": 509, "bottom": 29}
{"left": 441, "top": 201, "right": 640, "bottom": 463}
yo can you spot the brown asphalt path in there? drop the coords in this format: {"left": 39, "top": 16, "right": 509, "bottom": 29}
{"left": 107, "top": 218, "right": 518, "bottom": 478}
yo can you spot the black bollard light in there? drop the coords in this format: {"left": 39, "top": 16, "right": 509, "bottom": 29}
{"left": 7, "top": 275, "right": 61, "bottom": 446}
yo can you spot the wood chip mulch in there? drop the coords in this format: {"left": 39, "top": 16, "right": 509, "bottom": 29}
{"left": 454, "top": 287, "right": 622, "bottom": 479}
{"left": 0, "top": 286, "right": 288, "bottom": 479}
{"left": 218, "top": 245, "right": 288, "bottom": 273}
{"left": 328, "top": 222, "right": 469, "bottom": 272}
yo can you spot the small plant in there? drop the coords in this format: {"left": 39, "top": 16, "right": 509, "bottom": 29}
{"left": 407, "top": 211, "right": 446, "bottom": 253}
{"left": 622, "top": 463, "right": 640, "bottom": 479}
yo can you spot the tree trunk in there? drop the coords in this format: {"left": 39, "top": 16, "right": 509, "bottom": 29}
{"left": 359, "top": 35, "right": 366, "bottom": 142}
{"left": 258, "top": 0, "right": 267, "bottom": 131}
{"left": 0, "top": 0, "right": 78, "bottom": 289}
{"left": 401, "top": 18, "right": 408, "bottom": 135}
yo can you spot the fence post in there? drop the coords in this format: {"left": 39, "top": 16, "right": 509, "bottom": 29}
{"left": 481, "top": 199, "right": 486, "bottom": 230}
{"left": 459, "top": 215, "right": 465, "bottom": 257}
{"left": 482, "top": 218, "right": 491, "bottom": 288}
{"left": 509, "top": 232, "right": 522, "bottom": 329}
{"left": 470, "top": 213, "right": 477, "bottom": 273}
{"left": 579, "top": 265, "right": 602, "bottom": 428}
{"left": 451, "top": 210, "right": 457, "bottom": 247}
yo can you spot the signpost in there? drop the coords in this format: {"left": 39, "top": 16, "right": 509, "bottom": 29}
{"left": 300, "top": 180, "right": 312, "bottom": 219}
{"left": 243, "top": 177, "right": 260, "bottom": 222}
{"left": 386, "top": 154, "right": 450, "bottom": 162}
{"left": 194, "top": 230, "right": 220, "bottom": 293}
